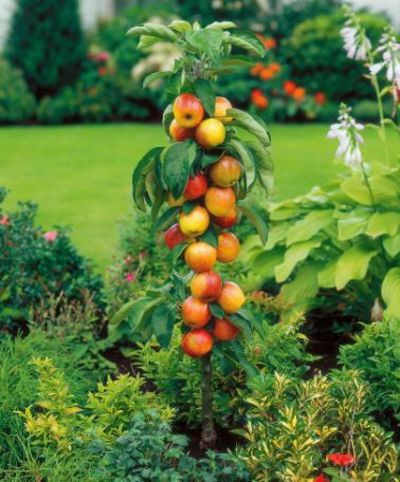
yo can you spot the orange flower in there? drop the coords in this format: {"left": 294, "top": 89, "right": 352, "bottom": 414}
{"left": 251, "top": 89, "right": 269, "bottom": 109}
{"left": 263, "top": 37, "right": 277, "bottom": 49}
{"left": 314, "top": 91, "right": 327, "bottom": 105}
{"left": 283, "top": 80, "right": 297, "bottom": 95}
{"left": 250, "top": 63, "right": 263, "bottom": 76}
{"left": 327, "top": 453, "right": 355, "bottom": 467}
{"left": 260, "top": 67, "right": 274, "bottom": 80}
{"left": 292, "top": 87, "right": 306, "bottom": 102}
{"left": 269, "top": 62, "right": 281, "bottom": 73}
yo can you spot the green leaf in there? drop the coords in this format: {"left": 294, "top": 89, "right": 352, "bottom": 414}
{"left": 153, "top": 207, "right": 180, "bottom": 232}
{"left": 318, "top": 257, "right": 339, "bottom": 288}
{"left": 127, "top": 23, "right": 178, "bottom": 42}
{"left": 238, "top": 203, "right": 269, "bottom": 245}
{"left": 382, "top": 268, "right": 400, "bottom": 318}
{"left": 224, "top": 139, "right": 256, "bottom": 189}
{"left": 199, "top": 225, "right": 218, "bottom": 248}
{"left": 163, "top": 140, "right": 197, "bottom": 198}
{"left": 244, "top": 140, "right": 273, "bottom": 196}
{"left": 137, "top": 35, "right": 160, "bottom": 50}
{"left": 228, "top": 313, "right": 252, "bottom": 337}
{"left": 143, "top": 71, "right": 171, "bottom": 88}
{"left": 132, "top": 147, "right": 163, "bottom": 211}
{"left": 151, "top": 303, "right": 176, "bottom": 348}
{"left": 168, "top": 19, "right": 192, "bottom": 32}
{"left": 274, "top": 239, "right": 322, "bottom": 283}
{"left": 201, "top": 151, "right": 221, "bottom": 168}
{"left": 286, "top": 210, "right": 333, "bottom": 246}
{"left": 194, "top": 79, "right": 216, "bottom": 116}
{"left": 181, "top": 201, "right": 196, "bottom": 215}
{"left": 281, "top": 263, "right": 321, "bottom": 307}
{"left": 334, "top": 244, "right": 378, "bottom": 290}
{"left": 225, "top": 29, "right": 265, "bottom": 57}
{"left": 162, "top": 104, "right": 174, "bottom": 137}
{"left": 185, "top": 29, "right": 224, "bottom": 60}
{"left": 366, "top": 212, "right": 400, "bottom": 238}
{"left": 341, "top": 174, "right": 399, "bottom": 206}
{"left": 206, "top": 21, "right": 237, "bottom": 30}
{"left": 337, "top": 211, "right": 369, "bottom": 241}
{"left": 383, "top": 233, "right": 400, "bottom": 257}
{"left": 210, "top": 56, "right": 253, "bottom": 75}
{"left": 228, "top": 108, "right": 270, "bottom": 149}
{"left": 210, "top": 303, "right": 225, "bottom": 318}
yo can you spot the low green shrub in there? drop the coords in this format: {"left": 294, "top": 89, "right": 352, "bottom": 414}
{"left": 0, "top": 59, "right": 36, "bottom": 124}
{"left": 339, "top": 318, "right": 400, "bottom": 427}
{"left": 0, "top": 188, "right": 104, "bottom": 331}
{"left": 238, "top": 370, "right": 398, "bottom": 481}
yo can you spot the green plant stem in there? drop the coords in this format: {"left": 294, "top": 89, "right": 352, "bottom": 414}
{"left": 360, "top": 162, "right": 376, "bottom": 211}
{"left": 200, "top": 353, "right": 216, "bottom": 448}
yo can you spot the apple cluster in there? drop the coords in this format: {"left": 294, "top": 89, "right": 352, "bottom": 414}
{"left": 163, "top": 93, "right": 246, "bottom": 358}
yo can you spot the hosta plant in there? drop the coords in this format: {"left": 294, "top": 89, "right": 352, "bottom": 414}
{"left": 237, "top": 10, "right": 400, "bottom": 324}
{"left": 110, "top": 19, "right": 273, "bottom": 446}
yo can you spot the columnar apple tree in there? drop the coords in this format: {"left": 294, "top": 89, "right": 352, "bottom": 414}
{"left": 117, "top": 20, "right": 273, "bottom": 447}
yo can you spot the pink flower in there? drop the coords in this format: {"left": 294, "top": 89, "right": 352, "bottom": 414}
{"left": 0, "top": 215, "right": 10, "bottom": 226}
{"left": 125, "top": 272, "right": 136, "bottom": 283}
{"left": 96, "top": 51, "right": 110, "bottom": 62}
{"left": 327, "top": 453, "right": 355, "bottom": 467}
{"left": 314, "top": 474, "right": 330, "bottom": 482}
{"left": 44, "top": 231, "right": 58, "bottom": 242}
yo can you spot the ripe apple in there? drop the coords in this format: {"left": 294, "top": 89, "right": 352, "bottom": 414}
{"left": 190, "top": 271, "right": 222, "bottom": 301}
{"left": 183, "top": 173, "right": 208, "bottom": 200}
{"left": 195, "top": 118, "right": 226, "bottom": 150}
{"left": 214, "top": 96, "right": 233, "bottom": 124}
{"left": 217, "top": 232, "right": 240, "bottom": 263}
{"left": 184, "top": 241, "right": 217, "bottom": 273}
{"left": 212, "top": 207, "right": 238, "bottom": 229}
{"left": 179, "top": 206, "right": 210, "bottom": 237}
{"left": 163, "top": 223, "right": 187, "bottom": 250}
{"left": 209, "top": 155, "right": 241, "bottom": 187}
{"left": 204, "top": 187, "right": 235, "bottom": 217}
{"left": 167, "top": 192, "right": 185, "bottom": 207}
{"left": 173, "top": 93, "right": 204, "bottom": 128}
{"left": 182, "top": 296, "right": 211, "bottom": 328}
{"left": 217, "top": 281, "right": 245, "bottom": 314}
{"left": 169, "top": 119, "right": 195, "bottom": 141}
{"left": 213, "top": 318, "right": 239, "bottom": 341}
{"left": 181, "top": 329, "right": 214, "bottom": 357}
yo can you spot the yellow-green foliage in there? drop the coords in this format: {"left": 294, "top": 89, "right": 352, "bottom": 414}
{"left": 19, "top": 357, "right": 174, "bottom": 451}
{"left": 238, "top": 370, "right": 398, "bottom": 481}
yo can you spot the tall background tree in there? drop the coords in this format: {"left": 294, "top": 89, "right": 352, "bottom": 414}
{"left": 6, "top": 0, "right": 86, "bottom": 98}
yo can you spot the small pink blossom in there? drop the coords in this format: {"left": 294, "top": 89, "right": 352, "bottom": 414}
{"left": 125, "top": 272, "right": 136, "bottom": 283}
{"left": 44, "top": 231, "right": 58, "bottom": 242}
{"left": 0, "top": 215, "right": 10, "bottom": 226}
{"left": 96, "top": 51, "right": 110, "bottom": 62}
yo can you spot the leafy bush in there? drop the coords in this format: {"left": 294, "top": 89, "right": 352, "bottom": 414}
{"left": 353, "top": 99, "right": 393, "bottom": 122}
{"left": 339, "top": 317, "right": 400, "bottom": 426}
{"left": 284, "top": 11, "right": 388, "bottom": 103}
{"left": 6, "top": 0, "right": 85, "bottom": 98}
{"left": 0, "top": 188, "right": 104, "bottom": 331}
{"left": 238, "top": 370, "right": 398, "bottom": 481}
{"left": 95, "top": 410, "right": 249, "bottom": 482}
{"left": 0, "top": 59, "right": 36, "bottom": 123}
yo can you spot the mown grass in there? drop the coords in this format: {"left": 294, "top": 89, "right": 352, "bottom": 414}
{"left": 1, "top": 123, "right": 398, "bottom": 270}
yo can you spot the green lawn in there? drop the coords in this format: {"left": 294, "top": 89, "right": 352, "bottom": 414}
{"left": 1, "top": 123, "right": 398, "bottom": 271}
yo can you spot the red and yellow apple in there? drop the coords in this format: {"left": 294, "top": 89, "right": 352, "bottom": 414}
{"left": 173, "top": 93, "right": 204, "bottom": 128}
{"left": 214, "top": 96, "right": 233, "bottom": 124}
{"left": 184, "top": 241, "right": 217, "bottom": 273}
{"left": 163, "top": 223, "right": 187, "bottom": 250}
{"left": 217, "top": 232, "right": 240, "bottom": 263}
{"left": 190, "top": 271, "right": 222, "bottom": 301}
{"left": 217, "top": 281, "right": 245, "bottom": 314}
{"left": 183, "top": 172, "right": 208, "bottom": 200}
{"left": 204, "top": 187, "right": 235, "bottom": 217}
{"left": 209, "top": 155, "right": 241, "bottom": 187}
{"left": 181, "top": 329, "right": 213, "bottom": 357}
{"left": 212, "top": 207, "right": 238, "bottom": 229}
{"left": 213, "top": 318, "right": 239, "bottom": 341}
{"left": 182, "top": 296, "right": 211, "bottom": 328}
{"left": 179, "top": 206, "right": 210, "bottom": 237}
{"left": 169, "top": 119, "right": 195, "bottom": 141}
{"left": 195, "top": 118, "right": 226, "bottom": 150}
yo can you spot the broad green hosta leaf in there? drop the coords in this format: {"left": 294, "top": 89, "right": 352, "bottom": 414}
{"left": 286, "top": 210, "right": 333, "bottom": 246}
{"left": 335, "top": 245, "right": 378, "bottom": 290}
{"left": 382, "top": 268, "right": 400, "bottom": 317}
{"left": 274, "top": 239, "right": 322, "bottom": 283}
{"left": 239, "top": 249, "right": 284, "bottom": 291}
{"left": 341, "top": 175, "right": 400, "bottom": 205}
{"left": 162, "top": 140, "right": 197, "bottom": 198}
{"left": 265, "top": 222, "right": 290, "bottom": 250}
{"left": 269, "top": 206, "right": 298, "bottom": 221}
{"left": 383, "top": 234, "right": 400, "bottom": 257}
{"left": 367, "top": 212, "right": 400, "bottom": 238}
{"left": 337, "top": 211, "right": 369, "bottom": 241}
{"left": 318, "top": 257, "right": 339, "bottom": 288}
{"left": 281, "top": 263, "right": 321, "bottom": 305}
{"left": 132, "top": 147, "right": 163, "bottom": 211}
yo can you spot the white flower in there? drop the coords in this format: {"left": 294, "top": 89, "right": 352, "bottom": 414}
{"left": 369, "top": 30, "right": 400, "bottom": 88}
{"left": 340, "top": 9, "right": 371, "bottom": 61}
{"left": 327, "top": 104, "right": 364, "bottom": 169}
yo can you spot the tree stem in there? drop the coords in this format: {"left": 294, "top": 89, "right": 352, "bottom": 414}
{"left": 200, "top": 353, "right": 216, "bottom": 448}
